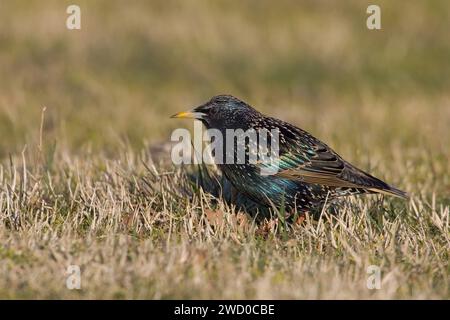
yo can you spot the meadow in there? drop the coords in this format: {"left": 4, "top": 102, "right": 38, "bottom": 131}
{"left": 0, "top": 0, "right": 448, "bottom": 299}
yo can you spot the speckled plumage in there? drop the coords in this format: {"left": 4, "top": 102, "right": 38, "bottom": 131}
{"left": 172, "top": 95, "right": 407, "bottom": 214}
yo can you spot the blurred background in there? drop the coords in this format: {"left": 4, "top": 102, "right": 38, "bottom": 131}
{"left": 0, "top": 0, "right": 449, "bottom": 194}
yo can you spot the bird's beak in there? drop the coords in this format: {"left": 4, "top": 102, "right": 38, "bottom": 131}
{"left": 170, "top": 108, "right": 205, "bottom": 120}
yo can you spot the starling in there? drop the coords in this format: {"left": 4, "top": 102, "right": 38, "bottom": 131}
{"left": 171, "top": 95, "right": 407, "bottom": 214}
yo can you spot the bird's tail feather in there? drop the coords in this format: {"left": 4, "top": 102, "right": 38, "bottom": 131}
{"left": 368, "top": 185, "right": 408, "bottom": 199}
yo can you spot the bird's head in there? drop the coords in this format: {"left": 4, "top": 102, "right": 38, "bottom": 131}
{"left": 171, "top": 95, "right": 259, "bottom": 130}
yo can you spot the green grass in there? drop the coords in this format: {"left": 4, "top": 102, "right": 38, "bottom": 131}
{"left": 0, "top": 0, "right": 448, "bottom": 299}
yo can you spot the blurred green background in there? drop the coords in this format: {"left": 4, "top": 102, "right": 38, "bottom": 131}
{"left": 0, "top": 0, "right": 449, "bottom": 164}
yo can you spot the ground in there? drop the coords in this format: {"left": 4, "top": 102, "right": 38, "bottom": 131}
{"left": 0, "top": 0, "right": 448, "bottom": 299}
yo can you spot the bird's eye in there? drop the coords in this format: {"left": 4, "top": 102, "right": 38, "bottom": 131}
{"left": 208, "top": 107, "right": 218, "bottom": 116}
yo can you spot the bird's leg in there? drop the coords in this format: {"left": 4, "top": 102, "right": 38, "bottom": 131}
{"left": 285, "top": 209, "right": 308, "bottom": 225}
{"left": 256, "top": 217, "right": 278, "bottom": 237}
{"left": 294, "top": 211, "right": 309, "bottom": 226}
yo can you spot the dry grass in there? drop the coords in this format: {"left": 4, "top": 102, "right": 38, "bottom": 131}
{"left": 0, "top": 0, "right": 449, "bottom": 299}
{"left": 0, "top": 144, "right": 448, "bottom": 299}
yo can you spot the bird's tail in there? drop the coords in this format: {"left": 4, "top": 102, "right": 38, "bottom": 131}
{"left": 356, "top": 168, "right": 409, "bottom": 199}
{"left": 368, "top": 184, "right": 409, "bottom": 199}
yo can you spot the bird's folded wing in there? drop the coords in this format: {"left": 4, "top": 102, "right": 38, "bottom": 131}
{"left": 271, "top": 143, "right": 362, "bottom": 188}
{"left": 256, "top": 130, "right": 377, "bottom": 189}
{"left": 254, "top": 120, "right": 407, "bottom": 198}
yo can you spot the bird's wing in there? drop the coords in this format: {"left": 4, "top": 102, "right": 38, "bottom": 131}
{"left": 256, "top": 122, "right": 407, "bottom": 198}
{"left": 272, "top": 137, "right": 360, "bottom": 187}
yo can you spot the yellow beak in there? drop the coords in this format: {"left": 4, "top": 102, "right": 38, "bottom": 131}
{"left": 170, "top": 110, "right": 205, "bottom": 119}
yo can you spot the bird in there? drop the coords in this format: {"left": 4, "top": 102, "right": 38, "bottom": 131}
{"left": 171, "top": 94, "right": 407, "bottom": 216}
